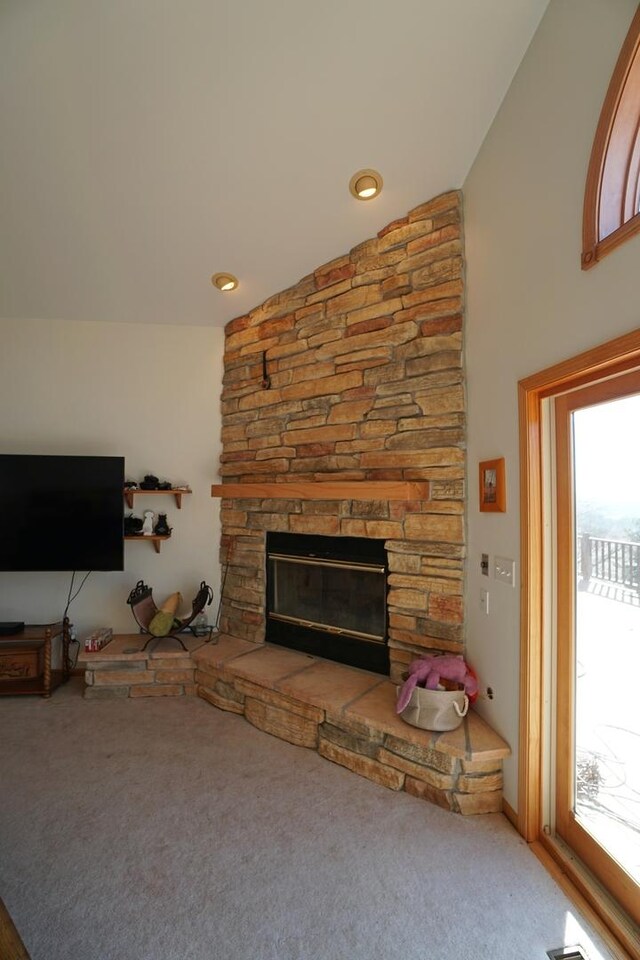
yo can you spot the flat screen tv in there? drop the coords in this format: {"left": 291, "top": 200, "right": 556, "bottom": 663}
{"left": 0, "top": 454, "right": 124, "bottom": 571}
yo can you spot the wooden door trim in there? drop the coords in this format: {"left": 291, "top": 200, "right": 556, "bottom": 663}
{"left": 518, "top": 328, "right": 640, "bottom": 844}
{"left": 519, "top": 330, "right": 640, "bottom": 948}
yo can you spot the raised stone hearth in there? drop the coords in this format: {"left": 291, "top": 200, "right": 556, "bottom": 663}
{"left": 79, "top": 634, "right": 201, "bottom": 698}
{"left": 79, "top": 634, "right": 510, "bottom": 814}
{"left": 193, "top": 636, "right": 510, "bottom": 815}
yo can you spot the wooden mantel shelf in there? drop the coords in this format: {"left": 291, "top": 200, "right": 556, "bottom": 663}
{"left": 211, "top": 481, "right": 429, "bottom": 501}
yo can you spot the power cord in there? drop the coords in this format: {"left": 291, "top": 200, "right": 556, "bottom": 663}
{"left": 62, "top": 570, "right": 92, "bottom": 671}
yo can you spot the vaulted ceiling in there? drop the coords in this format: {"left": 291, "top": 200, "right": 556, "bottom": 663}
{"left": 0, "top": 0, "right": 548, "bottom": 328}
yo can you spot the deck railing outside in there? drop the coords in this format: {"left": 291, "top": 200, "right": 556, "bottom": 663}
{"left": 578, "top": 533, "right": 640, "bottom": 591}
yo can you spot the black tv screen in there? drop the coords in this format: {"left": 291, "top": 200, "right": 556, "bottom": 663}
{"left": 0, "top": 455, "right": 124, "bottom": 571}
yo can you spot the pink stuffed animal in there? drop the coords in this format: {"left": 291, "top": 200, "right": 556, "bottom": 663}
{"left": 396, "top": 654, "right": 478, "bottom": 714}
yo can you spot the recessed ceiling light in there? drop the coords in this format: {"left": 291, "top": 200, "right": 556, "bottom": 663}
{"left": 349, "top": 168, "right": 383, "bottom": 200}
{"left": 211, "top": 272, "right": 239, "bottom": 291}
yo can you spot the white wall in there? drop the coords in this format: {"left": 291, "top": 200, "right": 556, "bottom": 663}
{"left": 0, "top": 317, "right": 224, "bottom": 642}
{"left": 463, "top": 0, "right": 640, "bottom": 808}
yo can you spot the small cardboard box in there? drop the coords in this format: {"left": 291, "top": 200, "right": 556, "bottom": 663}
{"left": 84, "top": 628, "right": 113, "bottom": 652}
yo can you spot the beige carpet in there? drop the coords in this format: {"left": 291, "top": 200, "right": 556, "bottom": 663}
{"left": 0, "top": 680, "right": 613, "bottom": 960}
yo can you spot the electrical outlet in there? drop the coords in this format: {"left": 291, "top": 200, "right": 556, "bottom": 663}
{"left": 494, "top": 555, "right": 515, "bottom": 587}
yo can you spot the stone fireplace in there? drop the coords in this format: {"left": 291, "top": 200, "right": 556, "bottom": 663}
{"left": 266, "top": 531, "right": 389, "bottom": 674}
{"left": 214, "top": 190, "right": 465, "bottom": 683}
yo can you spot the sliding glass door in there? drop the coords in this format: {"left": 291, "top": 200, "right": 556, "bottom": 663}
{"left": 554, "top": 370, "right": 640, "bottom": 925}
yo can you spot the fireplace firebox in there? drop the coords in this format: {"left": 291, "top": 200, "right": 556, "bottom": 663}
{"left": 266, "top": 532, "right": 389, "bottom": 674}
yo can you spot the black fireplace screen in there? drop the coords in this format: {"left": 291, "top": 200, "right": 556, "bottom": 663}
{"left": 265, "top": 532, "right": 389, "bottom": 674}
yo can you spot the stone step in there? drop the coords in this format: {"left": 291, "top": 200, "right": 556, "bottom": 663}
{"left": 193, "top": 635, "right": 510, "bottom": 815}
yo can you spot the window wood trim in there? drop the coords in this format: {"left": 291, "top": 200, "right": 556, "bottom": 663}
{"left": 582, "top": 6, "right": 640, "bottom": 269}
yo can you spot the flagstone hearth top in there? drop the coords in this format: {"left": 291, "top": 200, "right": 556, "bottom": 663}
{"left": 193, "top": 637, "right": 510, "bottom": 762}
{"left": 78, "top": 632, "right": 206, "bottom": 662}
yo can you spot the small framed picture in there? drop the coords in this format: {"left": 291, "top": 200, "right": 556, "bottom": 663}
{"left": 479, "top": 457, "right": 506, "bottom": 512}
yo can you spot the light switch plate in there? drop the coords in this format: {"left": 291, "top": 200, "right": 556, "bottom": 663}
{"left": 494, "top": 556, "right": 515, "bottom": 587}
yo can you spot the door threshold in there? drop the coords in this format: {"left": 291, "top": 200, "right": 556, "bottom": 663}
{"left": 531, "top": 837, "right": 640, "bottom": 960}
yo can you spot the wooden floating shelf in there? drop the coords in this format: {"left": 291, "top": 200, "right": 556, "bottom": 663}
{"left": 124, "top": 488, "right": 191, "bottom": 509}
{"left": 211, "top": 481, "right": 430, "bottom": 501}
{"left": 124, "top": 535, "right": 172, "bottom": 554}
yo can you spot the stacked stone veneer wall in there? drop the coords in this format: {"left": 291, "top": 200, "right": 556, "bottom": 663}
{"left": 219, "top": 190, "right": 465, "bottom": 681}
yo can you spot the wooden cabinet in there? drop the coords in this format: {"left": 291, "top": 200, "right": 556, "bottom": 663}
{"left": 0, "top": 620, "right": 71, "bottom": 697}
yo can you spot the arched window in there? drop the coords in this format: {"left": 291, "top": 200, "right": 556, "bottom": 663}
{"left": 582, "top": 6, "right": 640, "bottom": 269}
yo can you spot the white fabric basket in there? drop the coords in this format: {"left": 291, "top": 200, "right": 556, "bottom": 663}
{"left": 397, "top": 685, "right": 469, "bottom": 732}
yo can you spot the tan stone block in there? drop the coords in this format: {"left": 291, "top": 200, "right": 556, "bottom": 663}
{"left": 316, "top": 321, "right": 418, "bottom": 361}
{"left": 388, "top": 573, "right": 451, "bottom": 593}
{"left": 220, "top": 458, "right": 290, "bottom": 477}
{"left": 420, "top": 316, "right": 463, "bottom": 337}
{"left": 84, "top": 685, "right": 130, "bottom": 700}
{"left": 345, "top": 296, "right": 402, "bottom": 328}
{"left": 404, "top": 513, "right": 464, "bottom": 543}
{"left": 402, "top": 280, "right": 463, "bottom": 309}
{"left": 327, "top": 399, "right": 373, "bottom": 423}
{"left": 325, "top": 284, "right": 382, "bottom": 319}
{"left": 336, "top": 438, "right": 386, "bottom": 453}
{"left": 324, "top": 711, "right": 386, "bottom": 743}
{"left": 94, "top": 669, "right": 155, "bottom": 686}
{"left": 287, "top": 423, "right": 355, "bottom": 445}
{"left": 364, "top": 520, "right": 404, "bottom": 539}
{"left": 460, "top": 758, "right": 503, "bottom": 774}
{"left": 387, "top": 553, "right": 421, "bottom": 574}
{"left": 339, "top": 519, "right": 368, "bottom": 537}
{"left": 245, "top": 697, "right": 319, "bottom": 749}
{"left": 255, "top": 446, "right": 296, "bottom": 461}
{"left": 198, "top": 684, "right": 245, "bottom": 715}
{"left": 388, "top": 629, "right": 462, "bottom": 654}
{"left": 130, "top": 684, "right": 183, "bottom": 697}
{"left": 334, "top": 347, "right": 392, "bottom": 367}
{"left": 453, "top": 791, "right": 503, "bottom": 815}
{"left": 404, "top": 776, "right": 453, "bottom": 811}
{"left": 289, "top": 360, "right": 336, "bottom": 383}
{"left": 319, "top": 739, "right": 405, "bottom": 790}
{"left": 428, "top": 594, "right": 463, "bottom": 624}
{"left": 281, "top": 371, "right": 362, "bottom": 403}
{"left": 386, "top": 428, "right": 464, "bottom": 451}
{"left": 407, "top": 191, "right": 461, "bottom": 222}
{"left": 194, "top": 664, "right": 222, "bottom": 686}
{"left": 457, "top": 773, "right": 503, "bottom": 794}
{"left": 397, "top": 240, "right": 462, "bottom": 278}
{"left": 234, "top": 680, "right": 324, "bottom": 723}
{"left": 306, "top": 278, "right": 353, "bottom": 305}
{"left": 319, "top": 724, "right": 379, "bottom": 759}
{"left": 377, "top": 748, "right": 455, "bottom": 789}
{"left": 387, "top": 588, "right": 427, "bottom": 612}
{"left": 308, "top": 329, "right": 343, "bottom": 348}
{"left": 222, "top": 425, "right": 252, "bottom": 445}
{"left": 388, "top": 612, "right": 418, "bottom": 630}
{"left": 289, "top": 514, "right": 340, "bottom": 536}
{"left": 382, "top": 274, "right": 412, "bottom": 298}
{"left": 154, "top": 669, "right": 194, "bottom": 684}
{"left": 406, "top": 224, "right": 460, "bottom": 257}
{"left": 399, "top": 298, "right": 463, "bottom": 329}
{"left": 359, "top": 420, "right": 397, "bottom": 438}
{"left": 377, "top": 220, "right": 435, "bottom": 253}
{"left": 383, "top": 735, "right": 457, "bottom": 774}
{"left": 184, "top": 683, "right": 197, "bottom": 696}
{"left": 412, "top": 257, "right": 462, "bottom": 291}
{"left": 377, "top": 215, "right": 409, "bottom": 238}
{"left": 360, "top": 449, "right": 464, "bottom": 470}
{"left": 314, "top": 256, "right": 355, "bottom": 289}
